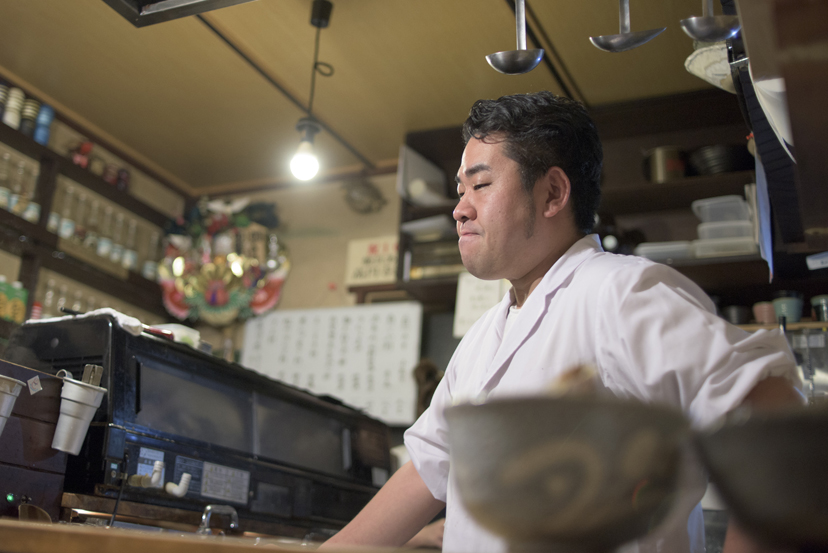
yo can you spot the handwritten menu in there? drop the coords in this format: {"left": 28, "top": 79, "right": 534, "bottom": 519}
{"left": 241, "top": 302, "right": 423, "bottom": 425}
{"left": 453, "top": 272, "right": 511, "bottom": 338}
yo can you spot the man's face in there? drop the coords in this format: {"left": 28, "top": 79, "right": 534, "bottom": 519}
{"left": 453, "top": 137, "right": 541, "bottom": 280}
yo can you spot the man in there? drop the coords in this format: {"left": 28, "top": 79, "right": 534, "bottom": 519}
{"left": 323, "top": 92, "right": 803, "bottom": 553}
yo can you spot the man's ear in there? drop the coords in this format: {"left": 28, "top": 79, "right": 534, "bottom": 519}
{"left": 539, "top": 166, "right": 571, "bottom": 219}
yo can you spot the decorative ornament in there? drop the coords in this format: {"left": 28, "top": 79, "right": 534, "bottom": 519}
{"left": 157, "top": 197, "right": 290, "bottom": 327}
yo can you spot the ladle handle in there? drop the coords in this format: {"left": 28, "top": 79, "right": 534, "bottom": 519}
{"left": 619, "top": 0, "right": 631, "bottom": 34}
{"left": 516, "top": 0, "right": 527, "bottom": 50}
{"left": 703, "top": 0, "right": 714, "bottom": 17}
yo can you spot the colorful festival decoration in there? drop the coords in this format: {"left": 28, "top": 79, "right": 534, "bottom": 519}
{"left": 158, "top": 197, "right": 289, "bottom": 326}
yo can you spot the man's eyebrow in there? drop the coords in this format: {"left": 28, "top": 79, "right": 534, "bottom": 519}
{"left": 455, "top": 163, "right": 492, "bottom": 184}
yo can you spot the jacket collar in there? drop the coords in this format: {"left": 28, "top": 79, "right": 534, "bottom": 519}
{"left": 480, "top": 234, "right": 603, "bottom": 392}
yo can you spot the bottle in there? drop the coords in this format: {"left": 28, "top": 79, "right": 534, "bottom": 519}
{"left": 109, "top": 212, "right": 125, "bottom": 264}
{"left": 18, "top": 99, "right": 40, "bottom": 137}
{"left": 41, "top": 279, "right": 56, "bottom": 318}
{"left": 2, "top": 87, "right": 24, "bottom": 130}
{"left": 0, "top": 82, "right": 8, "bottom": 120}
{"left": 121, "top": 219, "right": 138, "bottom": 271}
{"left": 71, "top": 290, "right": 83, "bottom": 313}
{"left": 46, "top": 182, "right": 62, "bottom": 233}
{"left": 73, "top": 193, "right": 88, "bottom": 243}
{"left": 57, "top": 185, "right": 76, "bottom": 240}
{"left": 96, "top": 205, "right": 113, "bottom": 258}
{"left": 0, "top": 152, "right": 11, "bottom": 211}
{"left": 6, "top": 281, "right": 27, "bottom": 324}
{"left": 0, "top": 276, "right": 8, "bottom": 321}
{"left": 21, "top": 165, "right": 41, "bottom": 223}
{"left": 142, "top": 230, "right": 161, "bottom": 280}
{"left": 9, "top": 160, "right": 25, "bottom": 214}
{"left": 55, "top": 284, "right": 68, "bottom": 315}
{"left": 83, "top": 200, "right": 100, "bottom": 250}
{"left": 33, "top": 104, "right": 55, "bottom": 146}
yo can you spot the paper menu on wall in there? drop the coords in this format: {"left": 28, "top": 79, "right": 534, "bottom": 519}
{"left": 241, "top": 302, "right": 423, "bottom": 425}
{"left": 453, "top": 272, "right": 511, "bottom": 338}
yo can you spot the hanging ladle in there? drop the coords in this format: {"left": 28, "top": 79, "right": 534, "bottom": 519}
{"left": 590, "top": 0, "right": 666, "bottom": 53}
{"left": 680, "top": 0, "right": 741, "bottom": 43}
{"left": 486, "top": 0, "right": 544, "bottom": 75}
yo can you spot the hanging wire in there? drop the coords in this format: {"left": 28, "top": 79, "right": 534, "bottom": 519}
{"left": 306, "top": 26, "right": 334, "bottom": 117}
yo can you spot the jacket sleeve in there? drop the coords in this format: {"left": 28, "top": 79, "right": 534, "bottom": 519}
{"left": 593, "top": 260, "right": 800, "bottom": 429}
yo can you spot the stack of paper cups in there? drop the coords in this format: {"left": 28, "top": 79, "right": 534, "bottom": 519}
{"left": 52, "top": 373, "right": 106, "bottom": 455}
{"left": 0, "top": 374, "right": 25, "bottom": 439}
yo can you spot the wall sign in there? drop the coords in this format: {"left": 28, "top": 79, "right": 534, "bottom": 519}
{"left": 344, "top": 235, "right": 398, "bottom": 286}
{"left": 241, "top": 302, "right": 422, "bottom": 425}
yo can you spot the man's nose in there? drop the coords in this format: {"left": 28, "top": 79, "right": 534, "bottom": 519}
{"left": 453, "top": 196, "right": 474, "bottom": 223}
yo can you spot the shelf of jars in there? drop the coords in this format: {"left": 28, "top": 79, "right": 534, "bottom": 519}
{"left": 0, "top": 137, "right": 169, "bottom": 320}
{"left": 0, "top": 208, "right": 167, "bottom": 319}
{"left": 0, "top": 119, "right": 169, "bottom": 229}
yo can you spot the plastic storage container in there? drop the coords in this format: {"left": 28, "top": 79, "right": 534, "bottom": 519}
{"left": 693, "top": 237, "right": 757, "bottom": 258}
{"left": 633, "top": 241, "right": 694, "bottom": 262}
{"left": 697, "top": 220, "right": 754, "bottom": 240}
{"left": 691, "top": 195, "right": 751, "bottom": 222}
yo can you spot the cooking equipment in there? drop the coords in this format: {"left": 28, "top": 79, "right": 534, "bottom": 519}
{"left": 680, "top": 0, "right": 741, "bottom": 43}
{"left": 590, "top": 0, "right": 666, "bottom": 53}
{"left": 689, "top": 144, "right": 754, "bottom": 175}
{"left": 485, "top": 0, "right": 544, "bottom": 75}
{"left": 642, "top": 145, "right": 685, "bottom": 183}
{"left": 3, "top": 315, "right": 391, "bottom": 536}
{"left": 445, "top": 396, "right": 689, "bottom": 553}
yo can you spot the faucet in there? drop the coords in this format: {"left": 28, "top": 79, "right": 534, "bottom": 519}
{"left": 196, "top": 504, "right": 239, "bottom": 536}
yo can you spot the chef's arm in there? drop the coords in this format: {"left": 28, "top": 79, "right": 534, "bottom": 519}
{"left": 721, "top": 375, "right": 805, "bottom": 553}
{"left": 320, "top": 461, "right": 446, "bottom": 549}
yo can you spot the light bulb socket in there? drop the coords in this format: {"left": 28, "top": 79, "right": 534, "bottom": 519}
{"left": 296, "top": 117, "right": 322, "bottom": 143}
{"left": 311, "top": 0, "right": 333, "bottom": 28}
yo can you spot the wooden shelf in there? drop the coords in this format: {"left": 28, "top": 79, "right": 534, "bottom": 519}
{"left": 0, "top": 122, "right": 168, "bottom": 228}
{"left": 738, "top": 321, "right": 828, "bottom": 332}
{"left": 0, "top": 209, "right": 58, "bottom": 249}
{"left": 600, "top": 171, "right": 756, "bottom": 215}
{"left": 0, "top": 208, "right": 167, "bottom": 320}
{"left": 34, "top": 243, "right": 166, "bottom": 318}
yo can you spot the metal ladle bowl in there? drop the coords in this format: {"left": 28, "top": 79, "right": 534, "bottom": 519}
{"left": 680, "top": 0, "right": 741, "bottom": 42}
{"left": 486, "top": 0, "right": 545, "bottom": 75}
{"left": 590, "top": 0, "right": 666, "bottom": 53}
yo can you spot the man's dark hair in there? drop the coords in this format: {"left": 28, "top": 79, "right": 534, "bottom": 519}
{"left": 462, "top": 91, "right": 603, "bottom": 234}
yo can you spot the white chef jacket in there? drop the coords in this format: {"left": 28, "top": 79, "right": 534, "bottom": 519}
{"left": 404, "top": 234, "right": 798, "bottom": 553}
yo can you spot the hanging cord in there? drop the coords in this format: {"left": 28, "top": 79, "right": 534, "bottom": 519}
{"left": 306, "top": 25, "right": 334, "bottom": 118}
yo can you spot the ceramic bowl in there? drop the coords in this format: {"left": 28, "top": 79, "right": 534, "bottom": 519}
{"left": 445, "top": 396, "right": 689, "bottom": 552}
{"left": 695, "top": 407, "right": 828, "bottom": 551}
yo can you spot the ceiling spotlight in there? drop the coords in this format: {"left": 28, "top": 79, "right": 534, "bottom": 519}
{"left": 289, "top": 0, "right": 334, "bottom": 182}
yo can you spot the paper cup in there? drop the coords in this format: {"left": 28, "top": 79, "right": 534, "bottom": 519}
{"left": 0, "top": 375, "right": 25, "bottom": 440}
{"left": 51, "top": 375, "right": 106, "bottom": 455}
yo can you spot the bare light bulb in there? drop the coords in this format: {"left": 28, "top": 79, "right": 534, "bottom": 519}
{"left": 290, "top": 140, "right": 319, "bottom": 181}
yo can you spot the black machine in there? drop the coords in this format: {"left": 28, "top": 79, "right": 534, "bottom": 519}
{"left": 4, "top": 315, "right": 391, "bottom": 536}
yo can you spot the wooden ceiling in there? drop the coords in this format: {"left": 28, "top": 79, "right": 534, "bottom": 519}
{"left": 0, "top": 0, "right": 715, "bottom": 195}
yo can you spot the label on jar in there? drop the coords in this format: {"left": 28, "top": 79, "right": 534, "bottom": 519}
{"left": 47, "top": 211, "right": 60, "bottom": 233}
{"left": 141, "top": 260, "right": 158, "bottom": 281}
{"left": 121, "top": 249, "right": 138, "bottom": 271}
{"left": 96, "top": 237, "right": 113, "bottom": 258}
{"left": 0, "top": 187, "right": 10, "bottom": 210}
{"left": 58, "top": 218, "right": 76, "bottom": 239}
{"left": 22, "top": 202, "right": 40, "bottom": 223}
{"left": 109, "top": 243, "right": 124, "bottom": 264}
